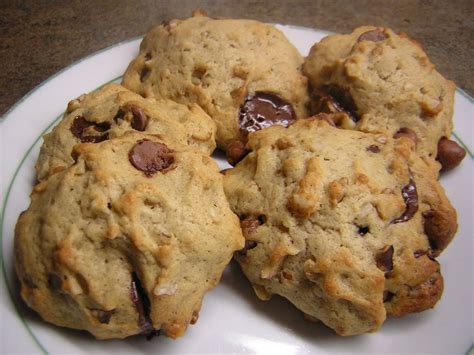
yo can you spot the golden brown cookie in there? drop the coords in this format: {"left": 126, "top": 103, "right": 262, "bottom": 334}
{"left": 122, "top": 14, "right": 309, "bottom": 163}
{"left": 36, "top": 83, "right": 216, "bottom": 181}
{"left": 15, "top": 132, "right": 244, "bottom": 339}
{"left": 223, "top": 117, "right": 457, "bottom": 335}
{"left": 304, "top": 26, "right": 465, "bottom": 171}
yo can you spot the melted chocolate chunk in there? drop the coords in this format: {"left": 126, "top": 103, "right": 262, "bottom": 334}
{"left": 357, "top": 226, "right": 370, "bottom": 236}
{"left": 437, "top": 137, "right": 466, "bottom": 171}
{"left": 129, "top": 140, "right": 174, "bottom": 176}
{"left": 311, "top": 86, "right": 359, "bottom": 122}
{"left": 392, "top": 177, "right": 418, "bottom": 224}
{"left": 70, "top": 116, "right": 110, "bottom": 143}
{"left": 130, "top": 105, "right": 149, "bottom": 131}
{"left": 113, "top": 109, "right": 125, "bottom": 123}
{"left": 358, "top": 29, "right": 387, "bottom": 42}
{"left": 375, "top": 245, "right": 394, "bottom": 273}
{"left": 238, "top": 240, "right": 257, "bottom": 256}
{"left": 367, "top": 145, "right": 380, "bottom": 153}
{"left": 130, "top": 272, "right": 156, "bottom": 335}
{"left": 140, "top": 67, "right": 150, "bottom": 82}
{"left": 97, "top": 309, "right": 115, "bottom": 324}
{"left": 414, "top": 249, "right": 436, "bottom": 260}
{"left": 422, "top": 209, "right": 452, "bottom": 254}
{"left": 238, "top": 92, "right": 295, "bottom": 136}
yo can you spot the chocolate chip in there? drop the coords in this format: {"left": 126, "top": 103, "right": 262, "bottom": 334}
{"left": 97, "top": 310, "right": 115, "bottom": 324}
{"left": 238, "top": 240, "right": 257, "bottom": 256}
{"left": 130, "top": 105, "right": 149, "bottom": 131}
{"left": 129, "top": 140, "right": 174, "bottom": 176}
{"left": 190, "top": 310, "right": 199, "bottom": 325}
{"left": 130, "top": 272, "right": 156, "bottom": 335}
{"left": 311, "top": 86, "right": 359, "bottom": 122}
{"left": 113, "top": 109, "right": 125, "bottom": 123}
{"left": 414, "top": 249, "right": 436, "bottom": 260}
{"left": 70, "top": 116, "right": 110, "bottom": 143}
{"left": 437, "top": 137, "right": 466, "bottom": 171}
{"left": 226, "top": 140, "right": 249, "bottom": 166}
{"left": 238, "top": 92, "right": 295, "bottom": 136}
{"left": 375, "top": 245, "right": 394, "bottom": 273}
{"left": 392, "top": 177, "right": 418, "bottom": 224}
{"left": 367, "top": 145, "right": 380, "bottom": 153}
{"left": 357, "top": 226, "right": 370, "bottom": 236}
{"left": 358, "top": 29, "right": 387, "bottom": 42}
{"left": 140, "top": 67, "right": 150, "bottom": 82}
{"left": 393, "top": 127, "right": 417, "bottom": 146}
{"left": 423, "top": 210, "right": 452, "bottom": 254}
{"left": 414, "top": 249, "right": 425, "bottom": 258}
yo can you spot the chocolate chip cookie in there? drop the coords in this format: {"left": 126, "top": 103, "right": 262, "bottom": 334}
{"left": 223, "top": 117, "right": 457, "bottom": 335}
{"left": 304, "top": 26, "right": 465, "bottom": 171}
{"left": 15, "top": 132, "right": 244, "bottom": 339}
{"left": 36, "top": 83, "right": 216, "bottom": 181}
{"left": 122, "top": 13, "right": 309, "bottom": 164}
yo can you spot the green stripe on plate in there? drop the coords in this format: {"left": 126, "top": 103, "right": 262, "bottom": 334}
{"left": 0, "top": 75, "right": 123, "bottom": 354}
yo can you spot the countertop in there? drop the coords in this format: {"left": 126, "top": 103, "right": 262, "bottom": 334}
{"left": 1, "top": 0, "right": 473, "bottom": 116}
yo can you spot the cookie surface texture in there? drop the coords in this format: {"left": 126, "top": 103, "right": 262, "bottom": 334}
{"left": 223, "top": 117, "right": 457, "bottom": 335}
{"left": 35, "top": 83, "right": 216, "bottom": 181}
{"left": 122, "top": 15, "right": 309, "bottom": 153}
{"left": 15, "top": 132, "right": 243, "bottom": 339}
{"left": 304, "top": 26, "right": 463, "bottom": 170}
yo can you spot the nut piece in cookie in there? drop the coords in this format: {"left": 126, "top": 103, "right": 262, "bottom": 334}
{"left": 15, "top": 132, "right": 244, "bottom": 339}
{"left": 223, "top": 117, "right": 457, "bottom": 335}
{"left": 122, "top": 13, "right": 309, "bottom": 161}
{"left": 304, "top": 26, "right": 464, "bottom": 171}
{"left": 35, "top": 83, "right": 216, "bottom": 181}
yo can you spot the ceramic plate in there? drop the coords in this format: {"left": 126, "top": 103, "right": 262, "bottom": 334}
{"left": 1, "top": 25, "right": 473, "bottom": 354}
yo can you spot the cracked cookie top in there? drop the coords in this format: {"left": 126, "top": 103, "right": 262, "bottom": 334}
{"left": 223, "top": 117, "right": 457, "bottom": 335}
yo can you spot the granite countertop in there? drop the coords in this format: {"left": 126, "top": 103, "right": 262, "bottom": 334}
{"left": 1, "top": 0, "right": 472, "bottom": 116}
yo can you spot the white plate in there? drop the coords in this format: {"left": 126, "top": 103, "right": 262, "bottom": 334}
{"left": 1, "top": 25, "right": 473, "bottom": 354}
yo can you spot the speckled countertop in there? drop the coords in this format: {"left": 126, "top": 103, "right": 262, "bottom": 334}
{"left": 1, "top": 0, "right": 473, "bottom": 116}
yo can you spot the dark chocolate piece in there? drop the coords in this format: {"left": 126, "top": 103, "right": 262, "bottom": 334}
{"left": 238, "top": 92, "right": 295, "bottom": 136}
{"left": 129, "top": 140, "right": 174, "bottom": 176}
{"left": 358, "top": 29, "right": 387, "bottom": 42}
{"left": 392, "top": 177, "right": 418, "bottom": 224}
{"left": 130, "top": 272, "right": 156, "bottom": 335}
{"left": 375, "top": 245, "right": 394, "bottom": 273}
{"left": 70, "top": 116, "right": 110, "bottom": 143}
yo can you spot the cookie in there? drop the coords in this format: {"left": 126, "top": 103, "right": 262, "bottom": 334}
{"left": 223, "top": 117, "right": 457, "bottom": 335}
{"left": 15, "top": 132, "right": 244, "bottom": 339}
{"left": 304, "top": 26, "right": 465, "bottom": 171}
{"left": 122, "top": 13, "right": 309, "bottom": 163}
{"left": 35, "top": 83, "right": 216, "bottom": 181}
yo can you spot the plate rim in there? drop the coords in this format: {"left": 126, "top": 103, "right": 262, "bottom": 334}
{"left": 1, "top": 25, "right": 473, "bottom": 354}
